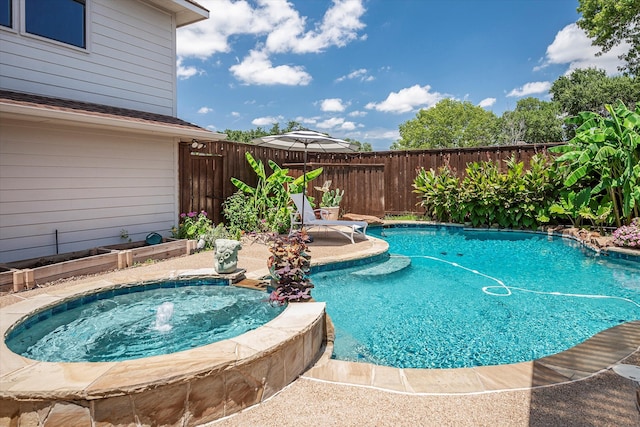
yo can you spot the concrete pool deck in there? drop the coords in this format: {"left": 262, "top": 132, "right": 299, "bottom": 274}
{"left": 1, "top": 230, "right": 639, "bottom": 426}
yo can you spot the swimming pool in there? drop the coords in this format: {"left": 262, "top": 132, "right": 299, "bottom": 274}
{"left": 311, "top": 226, "right": 640, "bottom": 369}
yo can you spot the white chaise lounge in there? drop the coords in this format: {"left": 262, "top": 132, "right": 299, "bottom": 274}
{"left": 289, "top": 193, "right": 368, "bottom": 244}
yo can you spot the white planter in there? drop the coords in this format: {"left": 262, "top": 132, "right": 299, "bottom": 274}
{"left": 323, "top": 206, "right": 340, "bottom": 220}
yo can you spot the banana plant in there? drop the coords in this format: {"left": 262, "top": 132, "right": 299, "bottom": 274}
{"left": 550, "top": 101, "right": 640, "bottom": 226}
{"left": 230, "top": 152, "right": 323, "bottom": 231}
{"left": 549, "top": 188, "right": 593, "bottom": 227}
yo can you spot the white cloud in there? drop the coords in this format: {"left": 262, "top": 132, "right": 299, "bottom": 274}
{"left": 295, "top": 116, "right": 319, "bottom": 125}
{"left": 177, "top": 0, "right": 367, "bottom": 84}
{"left": 365, "top": 85, "right": 446, "bottom": 114}
{"left": 536, "top": 23, "right": 629, "bottom": 75}
{"left": 507, "top": 81, "right": 552, "bottom": 98}
{"left": 478, "top": 98, "right": 496, "bottom": 108}
{"left": 252, "top": 115, "right": 284, "bottom": 126}
{"left": 348, "top": 110, "right": 367, "bottom": 117}
{"left": 198, "top": 106, "right": 214, "bottom": 114}
{"left": 335, "top": 68, "right": 373, "bottom": 82}
{"left": 320, "top": 98, "right": 347, "bottom": 112}
{"left": 230, "top": 50, "right": 312, "bottom": 85}
{"left": 231, "top": 111, "right": 240, "bottom": 117}
{"left": 176, "top": 58, "right": 202, "bottom": 80}
{"left": 316, "top": 117, "right": 345, "bottom": 129}
{"left": 340, "top": 121, "right": 357, "bottom": 131}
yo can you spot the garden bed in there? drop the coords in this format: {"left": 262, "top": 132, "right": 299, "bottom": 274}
{"left": 100, "top": 238, "right": 194, "bottom": 268}
{"left": 1, "top": 239, "right": 196, "bottom": 294}
{"left": 3, "top": 248, "right": 119, "bottom": 292}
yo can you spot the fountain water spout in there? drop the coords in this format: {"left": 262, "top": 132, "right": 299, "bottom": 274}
{"left": 153, "top": 302, "right": 174, "bottom": 332}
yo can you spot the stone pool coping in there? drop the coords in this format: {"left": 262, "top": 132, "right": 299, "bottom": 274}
{"left": 303, "top": 319, "right": 640, "bottom": 394}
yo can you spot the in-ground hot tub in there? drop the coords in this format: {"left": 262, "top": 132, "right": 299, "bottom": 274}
{"left": 0, "top": 275, "right": 326, "bottom": 426}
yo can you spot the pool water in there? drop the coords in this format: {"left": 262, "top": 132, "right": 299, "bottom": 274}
{"left": 6, "top": 280, "right": 284, "bottom": 362}
{"left": 311, "top": 226, "right": 640, "bottom": 369}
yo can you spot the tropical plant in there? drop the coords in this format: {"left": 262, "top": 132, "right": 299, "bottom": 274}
{"left": 229, "top": 152, "right": 323, "bottom": 233}
{"left": 267, "top": 231, "right": 314, "bottom": 304}
{"left": 549, "top": 101, "right": 640, "bottom": 226}
{"left": 548, "top": 188, "right": 594, "bottom": 227}
{"left": 413, "top": 154, "right": 562, "bottom": 229}
{"left": 413, "top": 165, "right": 461, "bottom": 222}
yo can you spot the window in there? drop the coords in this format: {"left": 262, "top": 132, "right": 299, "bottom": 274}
{"left": 25, "top": 0, "right": 85, "bottom": 48}
{"left": 0, "top": 0, "right": 11, "bottom": 28}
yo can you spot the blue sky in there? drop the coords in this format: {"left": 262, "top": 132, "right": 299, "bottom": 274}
{"left": 176, "top": 0, "right": 628, "bottom": 151}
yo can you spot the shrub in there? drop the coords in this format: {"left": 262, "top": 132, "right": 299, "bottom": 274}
{"left": 222, "top": 191, "right": 261, "bottom": 235}
{"left": 172, "top": 211, "right": 212, "bottom": 240}
{"left": 200, "top": 223, "right": 238, "bottom": 249}
{"left": 413, "top": 165, "right": 460, "bottom": 222}
{"left": 413, "top": 154, "right": 562, "bottom": 229}
{"left": 612, "top": 218, "right": 640, "bottom": 248}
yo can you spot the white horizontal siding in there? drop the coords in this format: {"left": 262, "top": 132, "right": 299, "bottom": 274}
{"left": 0, "top": 0, "right": 177, "bottom": 115}
{"left": 0, "top": 121, "right": 180, "bottom": 262}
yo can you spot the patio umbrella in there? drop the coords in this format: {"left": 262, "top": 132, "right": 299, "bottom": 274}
{"left": 251, "top": 130, "right": 358, "bottom": 228}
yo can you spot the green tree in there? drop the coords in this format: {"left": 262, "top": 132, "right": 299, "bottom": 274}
{"left": 499, "top": 98, "right": 565, "bottom": 144}
{"left": 345, "top": 137, "right": 372, "bottom": 152}
{"left": 577, "top": 0, "right": 640, "bottom": 76}
{"left": 392, "top": 99, "right": 500, "bottom": 149}
{"left": 550, "top": 68, "right": 639, "bottom": 117}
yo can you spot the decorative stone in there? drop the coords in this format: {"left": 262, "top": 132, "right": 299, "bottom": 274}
{"left": 214, "top": 239, "right": 242, "bottom": 274}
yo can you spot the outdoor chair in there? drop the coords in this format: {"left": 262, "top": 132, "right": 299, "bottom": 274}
{"left": 289, "top": 193, "right": 368, "bottom": 244}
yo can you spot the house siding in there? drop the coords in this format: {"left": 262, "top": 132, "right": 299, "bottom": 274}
{"left": 0, "top": 0, "right": 177, "bottom": 115}
{"left": 0, "top": 120, "right": 179, "bottom": 263}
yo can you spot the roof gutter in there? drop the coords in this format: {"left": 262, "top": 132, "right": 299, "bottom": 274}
{"left": 0, "top": 102, "right": 227, "bottom": 141}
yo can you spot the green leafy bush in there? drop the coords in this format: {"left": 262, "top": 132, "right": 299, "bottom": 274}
{"left": 413, "top": 165, "right": 460, "bottom": 222}
{"left": 413, "top": 154, "right": 562, "bottom": 229}
{"left": 222, "top": 191, "right": 261, "bottom": 235}
{"left": 172, "top": 210, "right": 212, "bottom": 240}
{"left": 200, "top": 223, "right": 238, "bottom": 249}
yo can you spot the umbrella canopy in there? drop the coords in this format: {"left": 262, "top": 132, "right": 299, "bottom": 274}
{"left": 251, "top": 130, "right": 358, "bottom": 153}
{"left": 251, "top": 130, "right": 358, "bottom": 229}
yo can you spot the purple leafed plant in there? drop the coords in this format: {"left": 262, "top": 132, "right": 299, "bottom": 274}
{"left": 612, "top": 218, "right": 640, "bottom": 248}
{"left": 267, "top": 231, "right": 314, "bottom": 304}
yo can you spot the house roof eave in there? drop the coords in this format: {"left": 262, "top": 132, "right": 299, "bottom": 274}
{"left": 0, "top": 102, "right": 227, "bottom": 141}
{"left": 145, "top": 0, "right": 210, "bottom": 28}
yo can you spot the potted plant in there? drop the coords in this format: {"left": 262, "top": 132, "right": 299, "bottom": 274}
{"left": 315, "top": 181, "right": 344, "bottom": 220}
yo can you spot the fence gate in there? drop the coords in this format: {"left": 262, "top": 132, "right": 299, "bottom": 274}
{"left": 179, "top": 143, "right": 224, "bottom": 224}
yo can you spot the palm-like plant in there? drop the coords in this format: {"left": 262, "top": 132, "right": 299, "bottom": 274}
{"left": 550, "top": 101, "right": 640, "bottom": 226}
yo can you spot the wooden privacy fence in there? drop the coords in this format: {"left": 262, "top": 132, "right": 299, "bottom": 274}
{"left": 179, "top": 141, "right": 561, "bottom": 222}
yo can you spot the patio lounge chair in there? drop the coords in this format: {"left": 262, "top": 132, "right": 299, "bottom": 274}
{"left": 289, "top": 193, "right": 368, "bottom": 244}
